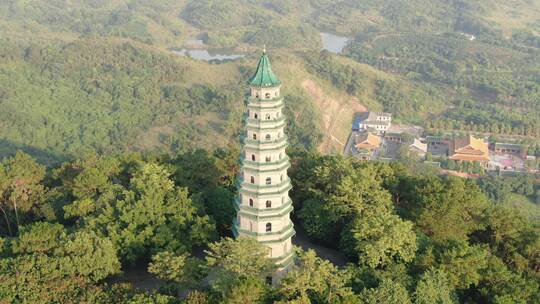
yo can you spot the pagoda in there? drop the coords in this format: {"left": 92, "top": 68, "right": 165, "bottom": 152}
{"left": 233, "top": 50, "right": 295, "bottom": 282}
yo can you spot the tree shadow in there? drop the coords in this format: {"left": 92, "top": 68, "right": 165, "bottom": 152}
{"left": 0, "top": 139, "right": 68, "bottom": 166}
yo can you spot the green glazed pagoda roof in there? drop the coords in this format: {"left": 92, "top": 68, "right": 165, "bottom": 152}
{"left": 248, "top": 51, "right": 281, "bottom": 87}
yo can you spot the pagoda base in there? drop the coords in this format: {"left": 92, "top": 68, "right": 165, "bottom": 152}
{"left": 271, "top": 252, "right": 295, "bottom": 285}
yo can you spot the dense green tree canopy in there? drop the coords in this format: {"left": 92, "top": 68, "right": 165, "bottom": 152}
{"left": 0, "top": 0, "right": 538, "bottom": 300}
{"left": 278, "top": 249, "right": 354, "bottom": 303}
{"left": 204, "top": 237, "right": 274, "bottom": 295}
{"left": 414, "top": 268, "right": 457, "bottom": 304}
{"left": 85, "top": 163, "right": 215, "bottom": 263}
{"left": 0, "top": 151, "right": 50, "bottom": 235}
{"left": 0, "top": 222, "right": 121, "bottom": 302}
{"left": 0, "top": 150, "right": 538, "bottom": 302}
{"left": 359, "top": 279, "right": 412, "bottom": 304}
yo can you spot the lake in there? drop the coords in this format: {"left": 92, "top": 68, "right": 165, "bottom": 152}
{"left": 320, "top": 32, "right": 351, "bottom": 54}
{"left": 170, "top": 49, "right": 244, "bottom": 62}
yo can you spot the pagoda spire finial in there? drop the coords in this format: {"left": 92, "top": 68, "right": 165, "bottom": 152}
{"left": 248, "top": 49, "right": 281, "bottom": 87}
{"left": 263, "top": 44, "right": 266, "bottom": 54}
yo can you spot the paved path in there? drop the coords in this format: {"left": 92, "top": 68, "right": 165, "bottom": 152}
{"left": 113, "top": 225, "right": 350, "bottom": 292}
{"left": 293, "top": 226, "right": 349, "bottom": 267}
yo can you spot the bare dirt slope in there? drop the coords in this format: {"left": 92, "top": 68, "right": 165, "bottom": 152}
{"left": 301, "top": 79, "right": 367, "bottom": 154}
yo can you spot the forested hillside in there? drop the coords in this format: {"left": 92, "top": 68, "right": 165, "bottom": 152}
{"left": 0, "top": 38, "right": 334, "bottom": 163}
{"left": 1, "top": 0, "right": 539, "bottom": 161}
{"left": 0, "top": 39, "right": 244, "bottom": 163}
{"left": 1, "top": 1, "right": 540, "bottom": 303}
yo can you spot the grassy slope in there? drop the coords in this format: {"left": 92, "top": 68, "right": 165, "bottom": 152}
{"left": 486, "top": 0, "right": 540, "bottom": 36}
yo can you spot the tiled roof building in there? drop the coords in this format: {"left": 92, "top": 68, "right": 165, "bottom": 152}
{"left": 354, "top": 132, "right": 381, "bottom": 151}
{"left": 449, "top": 135, "right": 489, "bottom": 162}
{"left": 408, "top": 138, "right": 428, "bottom": 157}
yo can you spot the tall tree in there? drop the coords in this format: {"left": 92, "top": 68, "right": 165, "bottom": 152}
{"left": 359, "top": 279, "right": 412, "bottom": 304}
{"left": 278, "top": 249, "right": 355, "bottom": 303}
{"left": 0, "top": 222, "right": 120, "bottom": 302}
{"left": 401, "top": 176, "right": 488, "bottom": 242}
{"left": 341, "top": 212, "right": 417, "bottom": 268}
{"left": 414, "top": 268, "right": 456, "bottom": 304}
{"left": 0, "top": 151, "right": 49, "bottom": 236}
{"left": 86, "top": 163, "right": 215, "bottom": 263}
{"left": 204, "top": 237, "right": 273, "bottom": 296}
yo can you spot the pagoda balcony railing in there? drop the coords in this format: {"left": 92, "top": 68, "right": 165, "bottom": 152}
{"left": 237, "top": 177, "right": 291, "bottom": 190}
{"left": 243, "top": 135, "right": 288, "bottom": 146}
{"left": 234, "top": 197, "right": 294, "bottom": 216}
{"left": 244, "top": 116, "right": 286, "bottom": 125}
{"left": 270, "top": 250, "right": 295, "bottom": 262}
{"left": 241, "top": 156, "right": 290, "bottom": 167}
{"left": 241, "top": 163, "right": 290, "bottom": 175}
{"left": 246, "top": 96, "right": 283, "bottom": 103}
{"left": 247, "top": 102, "right": 284, "bottom": 110}
{"left": 233, "top": 220, "right": 295, "bottom": 237}
{"left": 246, "top": 124, "right": 286, "bottom": 133}
{"left": 238, "top": 184, "right": 292, "bottom": 197}
{"left": 243, "top": 142, "right": 289, "bottom": 152}
{"left": 273, "top": 250, "right": 295, "bottom": 267}
{"left": 237, "top": 204, "right": 294, "bottom": 221}
{"left": 232, "top": 221, "right": 296, "bottom": 244}
{"left": 245, "top": 117, "right": 287, "bottom": 130}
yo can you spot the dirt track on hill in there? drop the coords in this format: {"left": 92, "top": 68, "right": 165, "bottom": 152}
{"left": 301, "top": 79, "right": 367, "bottom": 153}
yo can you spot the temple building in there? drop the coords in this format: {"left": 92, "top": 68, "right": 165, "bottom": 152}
{"left": 493, "top": 142, "right": 526, "bottom": 156}
{"left": 449, "top": 135, "right": 490, "bottom": 163}
{"left": 354, "top": 132, "right": 381, "bottom": 151}
{"left": 407, "top": 138, "right": 428, "bottom": 158}
{"left": 353, "top": 132, "right": 382, "bottom": 160}
{"left": 233, "top": 51, "right": 295, "bottom": 282}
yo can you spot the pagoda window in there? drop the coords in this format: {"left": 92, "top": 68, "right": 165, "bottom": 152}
{"left": 253, "top": 134, "right": 257, "bottom": 140}
{"left": 265, "top": 93, "right": 271, "bottom": 99}
{"left": 275, "top": 91, "right": 278, "bottom": 97}
{"left": 266, "top": 114, "right": 271, "bottom": 120}
{"left": 266, "top": 177, "right": 271, "bottom": 185}
{"left": 251, "top": 154, "right": 256, "bottom": 161}
{"left": 250, "top": 176, "right": 255, "bottom": 184}
{"left": 254, "top": 113, "right": 258, "bottom": 119}
{"left": 277, "top": 132, "right": 281, "bottom": 138}
{"left": 265, "top": 134, "right": 271, "bottom": 140}
{"left": 249, "top": 198, "right": 254, "bottom": 207}
{"left": 266, "top": 223, "right": 272, "bottom": 232}
{"left": 279, "top": 153, "right": 282, "bottom": 159}
{"left": 250, "top": 221, "right": 253, "bottom": 231}
{"left": 266, "top": 200, "right": 272, "bottom": 208}
{"left": 265, "top": 156, "right": 271, "bottom": 162}
{"left": 280, "top": 174, "right": 283, "bottom": 182}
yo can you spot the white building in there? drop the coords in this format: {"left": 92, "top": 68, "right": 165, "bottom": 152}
{"left": 355, "top": 111, "right": 392, "bottom": 134}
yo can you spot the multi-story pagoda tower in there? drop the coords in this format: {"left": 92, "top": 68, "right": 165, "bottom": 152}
{"left": 233, "top": 50, "right": 295, "bottom": 281}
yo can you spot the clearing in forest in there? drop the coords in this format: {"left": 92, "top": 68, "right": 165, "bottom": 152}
{"left": 301, "top": 79, "right": 367, "bottom": 154}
